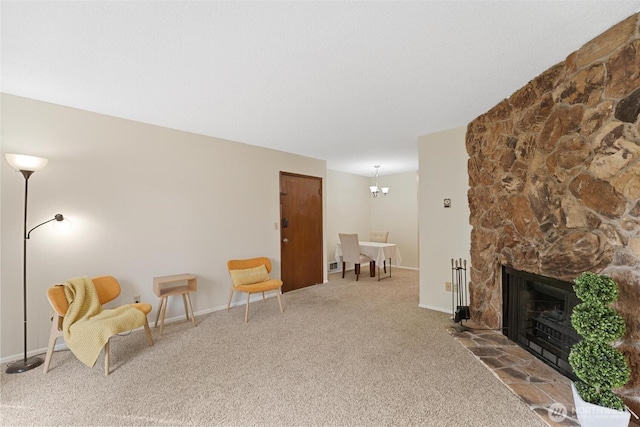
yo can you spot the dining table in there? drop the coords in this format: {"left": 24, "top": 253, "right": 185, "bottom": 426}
{"left": 334, "top": 241, "right": 402, "bottom": 280}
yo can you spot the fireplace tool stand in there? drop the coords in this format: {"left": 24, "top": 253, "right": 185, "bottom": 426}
{"left": 451, "top": 258, "right": 470, "bottom": 331}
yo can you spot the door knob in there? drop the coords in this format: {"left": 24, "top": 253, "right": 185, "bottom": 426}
{"left": 283, "top": 238, "right": 289, "bottom": 243}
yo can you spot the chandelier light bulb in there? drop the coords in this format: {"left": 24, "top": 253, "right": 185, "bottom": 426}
{"left": 370, "top": 165, "right": 389, "bottom": 197}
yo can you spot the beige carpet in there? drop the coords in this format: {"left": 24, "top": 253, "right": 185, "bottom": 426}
{"left": 0, "top": 268, "right": 545, "bottom": 426}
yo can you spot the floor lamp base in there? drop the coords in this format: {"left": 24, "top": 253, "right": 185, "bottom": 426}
{"left": 5, "top": 356, "right": 44, "bottom": 374}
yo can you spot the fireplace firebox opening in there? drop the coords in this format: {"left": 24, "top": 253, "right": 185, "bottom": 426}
{"left": 502, "top": 266, "right": 580, "bottom": 380}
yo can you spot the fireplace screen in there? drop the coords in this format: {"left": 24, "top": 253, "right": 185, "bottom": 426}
{"left": 502, "top": 266, "right": 580, "bottom": 379}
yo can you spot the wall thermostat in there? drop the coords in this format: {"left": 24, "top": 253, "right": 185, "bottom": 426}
{"left": 444, "top": 198, "right": 451, "bottom": 208}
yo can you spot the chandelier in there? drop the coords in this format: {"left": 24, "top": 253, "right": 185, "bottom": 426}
{"left": 369, "top": 165, "right": 389, "bottom": 197}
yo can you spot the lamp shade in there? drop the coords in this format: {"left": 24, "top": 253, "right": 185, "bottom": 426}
{"left": 53, "top": 216, "right": 72, "bottom": 232}
{"left": 5, "top": 154, "right": 48, "bottom": 172}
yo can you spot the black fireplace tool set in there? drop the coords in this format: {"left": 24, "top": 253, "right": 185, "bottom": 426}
{"left": 451, "top": 258, "right": 470, "bottom": 330}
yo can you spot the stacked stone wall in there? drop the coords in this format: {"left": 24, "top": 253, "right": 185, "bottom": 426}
{"left": 466, "top": 14, "right": 640, "bottom": 411}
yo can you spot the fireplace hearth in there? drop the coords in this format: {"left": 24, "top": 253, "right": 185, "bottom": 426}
{"left": 502, "top": 266, "right": 580, "bottom": 379}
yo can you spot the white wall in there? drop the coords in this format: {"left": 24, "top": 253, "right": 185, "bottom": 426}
{"left": 326, "top": 169, "right": 419, "bottom": 271}
{"left": 0, "top": 94, "right": 326, "bottom": 360}
{"left": 325, "top": 170, "right": 372, "bottom": 270}
{"left": 418, "top": 126, "right": 471, "bottom": 314}
{"left": 369, "top": 171, "right": 419, "bottom": 268}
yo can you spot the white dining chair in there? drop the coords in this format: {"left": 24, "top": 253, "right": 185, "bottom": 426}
{"left": 369, "top": 231, "right": 389, "bottom": 243}
{"left": 338, "top": 233, "right": 373, "bottom": 281}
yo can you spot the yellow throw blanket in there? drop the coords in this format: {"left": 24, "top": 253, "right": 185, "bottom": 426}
{"left": 62, "top": 276, "right": 145, "bottom": 367}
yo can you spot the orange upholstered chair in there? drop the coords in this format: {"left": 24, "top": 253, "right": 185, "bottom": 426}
{"left": 226, "top": 257, "right": 284, "bottom": 323}
{"left": 43, "top": 275, "right": 154, "bottom": 376}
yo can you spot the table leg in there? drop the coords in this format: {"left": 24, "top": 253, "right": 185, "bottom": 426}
{"left": 370, "top": 261, "right": 376, "bottom": 277}
{"left": 186, "top": 293, "right": 196, "bottom": 327}
{"left": 377, "top": 258, "right": 393, "bottom": 281}
{"left": 154, "top": 297, "right": 164, "bottom": 328}
{"left": 159, "top": 296, "right": 168, "bottom": 336}
{"left": 182, "top": 294, "right": 190, "bottom": 321}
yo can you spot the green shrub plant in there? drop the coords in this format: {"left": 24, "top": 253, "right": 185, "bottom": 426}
{"left": 568, "top": 272, "right": 631, "bottom": 411}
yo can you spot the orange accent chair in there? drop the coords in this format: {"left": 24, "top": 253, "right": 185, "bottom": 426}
{"left": 43, "top": 275, "right": 154, "bottom": 376}
{"left": 226, "top": 257, "right": 284, "bottom": 323}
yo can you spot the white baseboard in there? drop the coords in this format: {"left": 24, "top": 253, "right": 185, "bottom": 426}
{"left": 0, "top": 293, "right": 282, "bottom": 365}
{"left": 330, "top": 265, "right": 418, "bottom": 273}
{"left": 419, "top": 303, "right": 451, "bottom": 315}
{"left": 1, "top": 340, "right": 69, "bottom": 365}
{"left": 3, "top": 274, "right": 425, "bottom": 364}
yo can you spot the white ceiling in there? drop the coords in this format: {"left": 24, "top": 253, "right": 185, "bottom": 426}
{"left": 2, "top": 1, "right": 639, "bottom": 177}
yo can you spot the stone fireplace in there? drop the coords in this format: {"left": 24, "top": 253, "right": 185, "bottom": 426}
{"left": 466, "top": 14, "right": 640, "bottom": 414}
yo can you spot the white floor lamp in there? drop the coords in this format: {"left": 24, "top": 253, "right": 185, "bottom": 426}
{"left": 5, "top": 153, "right": 68, "bottom": 374}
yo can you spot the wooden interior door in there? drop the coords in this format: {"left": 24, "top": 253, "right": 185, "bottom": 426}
{"left": 280, "top": 172, "right": 323, "bottom": 292}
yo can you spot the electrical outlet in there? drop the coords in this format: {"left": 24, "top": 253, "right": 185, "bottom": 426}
{"left": 133, "top": 295, "right": 140, "bottom": 304}
{"left": 445, "top": 281, "right": 451, "bottom": 291}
